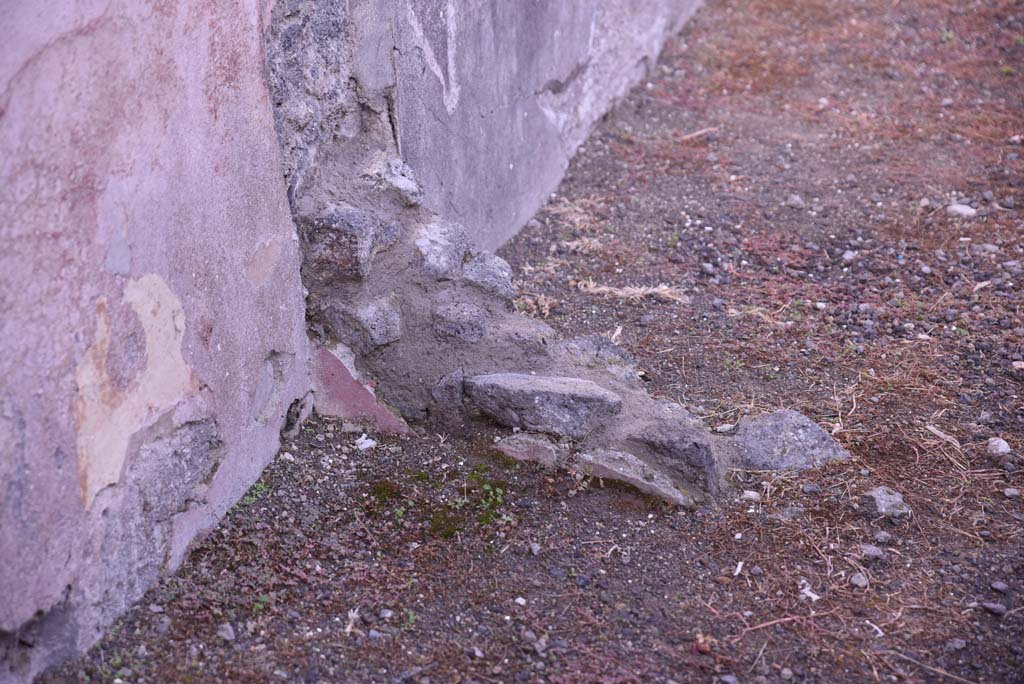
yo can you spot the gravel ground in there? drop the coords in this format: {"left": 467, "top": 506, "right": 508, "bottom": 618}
{"left": 42, "top": 0, "right": 1023, "bottom": 682}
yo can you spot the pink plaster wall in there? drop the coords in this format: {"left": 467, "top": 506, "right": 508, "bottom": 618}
{"left": 0, "top": 1, "right": 308, "bottom": 680}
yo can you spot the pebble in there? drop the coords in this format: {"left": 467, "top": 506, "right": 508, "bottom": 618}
{"left": 987, "top": 437, "right": 1011, "bottom": 456}
{"left": 471, "top": 647, "right": 485, "bottom": 659}
{"left": 947, "top": 204, "right": 977, "bottom": 218}
{"left": 379, "top": 608, "right": 394, "bottom": 620}
{"left": 741, "top": 490, "right": 762, "bottom": 502}
{"left": 850, "top": 572, "right": 869, "bottom": 588}
{"left": 529, "top": 542, "right": 541, "bottom": 556}
{"left": 786, "top": 194, "right": 806, "bottom": 209}
{"left": 801, "top": 483, "right": 822, "bottom": 495}
{"left": 861, "top": 486, "right": 912, "bottom": 520}
{"left": 514, "top": 597, "right": 527, "bottom": 606}
{"left": 842, "top": 250, "right": 858, "bottom": 262}
{"left": 714, "top": 423, "right": 735, "bottom": 434}
{"left": 991, "top": 581, "right": 1009, "bottom": 594}
{"left": 216, "top": 622, "right": 236, "bottom": 642}
{"left": 368, "top": 629, "right": 383, "bottom": 640}
{"left": 720, "top": 676, "right": 739, "bottom": 684}
{"left": 946, "top": 638, "right": 967, "bottom": 651}
{"left": 873, "top": 530, "right": 893, "bottom": 544}
{"left": 780, "top": 667, "right": 794, "bottom": 680}
{"left": 982, "top": 602, "right": 1007, "bottom": 616}
{"left": 1006, "top": 488, "right": 1021, "bottom": 499}
{"left": 859, "top": 544, "right": 885, "bottom": 562}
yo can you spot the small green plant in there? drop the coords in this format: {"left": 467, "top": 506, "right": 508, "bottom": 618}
{"left": 1000, "top": 65, "right": 1017, "bottom": 76}
{"left": 241, "top": 481, "right": 268, "bottom": 505}
{"left": 252, "top": 594, "right": 271, "bottom": 617}
{"left": 393, "top": 505, "right": 407, "bottom": 522}
{"left": 1015, "top": 34, "right": 1024, "bottom": 46}
{"left": 402, "top": 608, "right": 418, "bottom": 631}
{"left": 478, "top": 482, "right": 505, "bottom": 524}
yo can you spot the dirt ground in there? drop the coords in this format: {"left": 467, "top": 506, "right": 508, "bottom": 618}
{"left": 42, "top": 0, "right": 1023, "bottom": 682}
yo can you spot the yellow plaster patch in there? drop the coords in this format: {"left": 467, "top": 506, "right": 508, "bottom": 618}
{"left": 75, "top": 274, "right": 196, "bottom": 508}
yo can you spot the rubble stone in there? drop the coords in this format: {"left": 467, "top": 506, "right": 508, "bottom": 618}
{"left": 730, "top": 409, "right": 850, "bottom": 471}
{"left": 415, "top": 220, "right": 470, "bottom": 280}
{"left": 464, "top": 374, "right": 622, "bottom": 439}
{"left": 576, "top": 449, "right": 696, "bottom": 507}
{"left": 463, "top": 252, "right": 515, "bottom": 299}
{"left": 496, "top": 433, "right": 561, "bottom": 468}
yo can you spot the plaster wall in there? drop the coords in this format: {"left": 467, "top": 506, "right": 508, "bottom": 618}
{"left": 0, "top": 2, "right": 309, "bottom": 681}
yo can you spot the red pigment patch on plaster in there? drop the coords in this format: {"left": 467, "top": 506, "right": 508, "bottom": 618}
{"left": 313, "top": 347, "right": 410, "bottom": 435}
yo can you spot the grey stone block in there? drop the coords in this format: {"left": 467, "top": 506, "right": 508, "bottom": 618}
{"left": 463, "top": 373, "right": 622, "bottom": 439}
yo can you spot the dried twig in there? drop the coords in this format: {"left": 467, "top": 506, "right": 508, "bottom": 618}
{"left": 885, "top": 651, "right": 978, "bottom": 684}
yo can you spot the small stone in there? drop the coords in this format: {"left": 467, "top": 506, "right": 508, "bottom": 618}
{"left": 850, "top": 572, "right": 869, "bottom": 588}
{"left": 801, "top": 484, "right": 822, "bottom": 495}
{"left": 770, "top": 503, "right": 805, "bottom": 521}
{"left": 786, "top": 194, "right": 805, "bottom": 209}
{"left": 859, "top": 544, "right": 885, "bottom": 562}
{"left": 987, "top": 437, "right": 1012, "bottom": 456}
{"left": 471, "top": 647, "right": 485, "bottom": 659}
{"left": 713, "top": 423, "right": 735, "bottom": 434}
{"left": 741, "top": 490, "right": 762, "bottom": 502}
{"left": 1006, "top": 488, "right": 1021, "bottom": 499}
{"left": 842, "top": 250, "right": 858, "bottom": 262}
{"left": 379, "top": 608, "right": 395, "bottom": 620}
{"left": 861, "top": 486, "right": 912, "bottom": 520}
{"left": 947, "top": 204, "right": 977, "bottom": 218}
{"left": 279, "top": 451, "right": 295, "bottom": 462}
{"left": 216, "top": 623, "right": 236, "bottom": 642}
{"left": 701, "top": 262, "right": 716, "bottom": 275}
{"left": 982, "top": 602, "right": 1007, "bottom": 616}
{"left": 946, "top": 638, "right": 967, "bottom": 651}
{"left": 990, "top": 581, "right": 1009, "bottom": 594}
{"left": 514, "top": 597, "right": 527, "bottom": 607}
{"left": 368, "top": 629, "right": 383, "bottom": 640}
{"left": 720, "top": 676, "right": 739, "bottom": 684}
{"left": 147, "top": 604, "right": 164, "bottom": 613}
{"left": 529, "top": 542, "right": 541, "bottom": 556}
{"left": 780, "top": 667, "right": 794, "bottom": 680}
{"left": 873, "top": 530, "right": 893, "bottom": 544}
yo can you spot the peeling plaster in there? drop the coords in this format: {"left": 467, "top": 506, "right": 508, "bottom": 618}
{"left": 404, "top": 0, "right": 460, "bottom": 114}
{"left": 75, "top": 274, "right": 197, "bottom": 508}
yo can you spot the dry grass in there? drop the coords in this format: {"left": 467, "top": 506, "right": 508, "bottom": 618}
{"left": 576, "top": 278, "right": 691, "bottom": 303}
